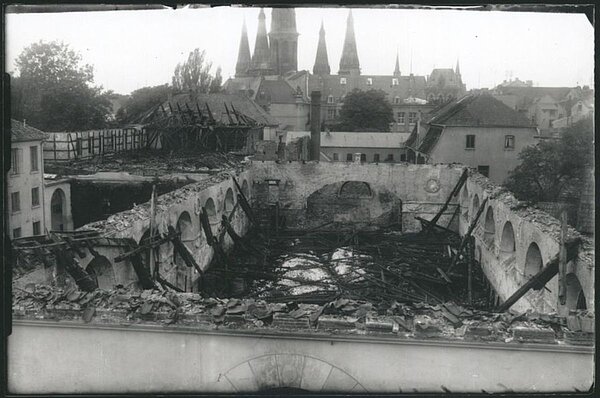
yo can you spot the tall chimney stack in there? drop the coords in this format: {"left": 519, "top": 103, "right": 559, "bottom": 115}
{"left": 310, "top": 91, "right": 322, "bottom": 161}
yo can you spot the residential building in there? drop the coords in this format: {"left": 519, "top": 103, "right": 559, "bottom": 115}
{"left": 8, "top": 120, "right": 47, "bottom": 238}
{"left": 405, "top": 94, "right": 539, "bottom": 184}
{"left": 285, "top": 130, "right": 407, "bottom": 162}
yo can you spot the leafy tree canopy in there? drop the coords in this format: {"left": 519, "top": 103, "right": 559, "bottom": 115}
{"left": 116, "top": 84, "right": 172, "bottom": 124}
{"left": 504, "top": 117, "right": 593, "bottom": 203}
{"left": 11, "top": 40, "right": 112, "bottom": 131}
{"left": 172, "top": 49, "right": 222, "bottom": 94}
{"left": 330, "top": 89, "right": 394, "bottom": 132}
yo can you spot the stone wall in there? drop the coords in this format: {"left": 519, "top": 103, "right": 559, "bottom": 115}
{"left": 248, "top": 161, "right": 464, "bottom": 232}
{"left": 459, "top": 172, "right": 594, "bottom": 314}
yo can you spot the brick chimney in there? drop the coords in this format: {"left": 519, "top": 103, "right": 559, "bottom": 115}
{"left": 310, "top": 91, "right": 322, "bottom": 160}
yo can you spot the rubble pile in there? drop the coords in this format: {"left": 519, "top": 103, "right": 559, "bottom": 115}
{"left": 12, "top": 283, "right": 594, "bottom": 345}
{"left": 45, "top": 149, "right": 246, "bottom": 177}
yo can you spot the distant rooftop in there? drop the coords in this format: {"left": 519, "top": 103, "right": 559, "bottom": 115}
{"left": 11, "top": 119, "right": 47, "bottom": 143}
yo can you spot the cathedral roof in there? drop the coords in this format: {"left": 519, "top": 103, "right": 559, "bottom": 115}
{"left": 338, "top": 10, "right": 360, "bottom": 75}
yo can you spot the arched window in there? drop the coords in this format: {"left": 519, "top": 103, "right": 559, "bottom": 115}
{"left": 484, "top": 207, "right": 496, "bottom": 245}
{"left": 565, "top": 273, "right": 587, "bottom": 310}
{"left": 50, "top": 189, "right": 66, "bottom": 231}
{"left": 224, "top": 188, "right": 235, "bottom": 214}
{"left": 524, "top": 242, "right": 543, "bottom": 279}
{"left": 204, "top": 198, "right": 217, "bottom": 223}
{"left": 460, "top": 187, "right": 469, "bottom": 219}
{"left": 499, "top": 222, "right": 516, "bottom": 256}
{"left": 472, "top": 194, "right": 480, "bottom": 221}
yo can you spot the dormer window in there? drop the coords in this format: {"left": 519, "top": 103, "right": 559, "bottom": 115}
{"left": 366, "top": 78, "right": 373, "bottom": 86}
{"left": 394, "top": 96, "right": 400, "bottom": 105}
{"left": 340, "top": 77, "right": 347, "bottom": 85}
{"left": 392, "top": 78, "right": 399, "bottom": 86}
{"left": 327, "top": 95, "right": 334, "bottom": 104}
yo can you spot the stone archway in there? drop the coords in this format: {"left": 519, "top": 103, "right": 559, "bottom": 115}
{"left": 174, "top": 211, "right": 194, "bottom": 291}
{"left": 204, "top": 197, "right": 218, "bottom": 224}
{"left": 223, "top": 353, "right": 366, "bottom": 393}
{"left": 524, "top": 242, "right": 543, "bottom": 279}
{"left": 499, "top": 222, "right": 516, "bottom": 259}
{"left": 86, "top": 255, "right": 115, "bottom": 290}
{"left": 483, "top": 207, "right": 496, "bottom": 247}
{"left": 460, "top": 186, "right": 469, "bottom": 220}
{"left": 50, "top": 189, "right": 67, "bottom": 231}
{"left": 565, "top": 273, "right": 587, "bottom": 310}
{"left": 224, "top": 188, "right": 235, "bottom": 214}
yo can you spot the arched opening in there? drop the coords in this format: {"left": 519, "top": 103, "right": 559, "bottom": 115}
{"left": 472, "top": 194, "right": 480, "bottom": 222}
{"left": 241, "top": 180, "right": 250, "bottom": 200}
{"left": 338, "top": 181, "right": 372, "bottom": 198}
{"left": 224, "top": 188, "right": 235, "bottom": 214}
{"left": 460, "top": 187, "right": 469, "bottom": 219}
{"left": 86, "top": 255, "right": 115, "bottom": 290}
{"left": 524, "top": 242, "right": 543, "bottom": 279}
{"left": 483, "top": 207, "right": 496, "bottom": 246}
{"left": 204, "top": 197, "right": 217, "bottom": 223}
{"left": 50, "top": 189, "right": 66, "bottom": 231}
{"left": 565, "top": 273, "right": 587, "bottom": 310}
{"left": 500, "top": 222, "right": 516, "bottom": 255}
{"left": 174, "top": 211, "right": 194, "bottom": 291}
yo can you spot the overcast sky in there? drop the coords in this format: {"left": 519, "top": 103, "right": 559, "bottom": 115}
{"left": 5, "top": 5, "right": 594, "bottom": 95}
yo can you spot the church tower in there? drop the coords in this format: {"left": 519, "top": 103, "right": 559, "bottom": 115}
{"left": 235, "top": 19, "right": 251, "bottom": 77}
{"left": 249, "top": 8, "right": 273, "bottom": 76}
{"left": 338, "top": 10, "right": 360, "bottom": 76}
{"left": 269, "top": 8, "right": 299, "bottom": 76}
{"left": 312, "top": 21, "right": 331, "bottom": 75}
{"left": 393, "top": 51, "right": 401, "bottom": 77}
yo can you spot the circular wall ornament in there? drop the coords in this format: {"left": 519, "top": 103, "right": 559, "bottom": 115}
{"left": 425, "top": 178, "right": 440, "bottom": 193}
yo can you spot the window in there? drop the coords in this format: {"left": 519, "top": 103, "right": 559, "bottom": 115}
{"left": 31, "top": 187, "right": 40, "bottom": 207}
{"left": 30, "top": 146, "right": 39, "bottom": 172}
{"left": 11, "top": 192, "right": 21, "bottom": 212}
{"left": 340, "top": 77, "right": 347, "bottom": 85}
{"left": 392, "top": 78, "right": 399, "bottom": 86}
{"left": 327, "top": 95, "right": 334, "bottom": 104}
{"left": 394, "top": 96, "right": 400, "bottom": 105}
{"left": 333, "top": 153, "right": 339, "bottom": 161}
{"left": 13, "top": 228, "right": 22, "bottom": 239}
{"left": 346, "top": 153, "right": 353, "bottom": 162}
{"left": 400, "top": 154, "right": 407, "bottom": 161}
{"left": 504, "top": 135, "right": 515, "bottom": 149}
{"left": 408, "top": 112, "right": 417, "bottom": 124}
{"left": 11, "top": 148, "right": 22, "bottom": 175}
{"left": 33, "top": 221, "right": 41, "bottom": 236}
{"left": 374, "top": 153, "right": 380, "bottom": 162}
{"left": 327, "top": 108, "right": 336, "bottom": 119}
{"left": 397, "top": 112, "right": 405, "bottom": 123}
{"left": 478, "top": 165, "right": 490, "bottom": 177}
{"left": 360, "top": 153, "right": 367, "bottom": 162}
{"left": 466, "top": 134, "right": 476, "bottom": 149}
{"left": 366, "top": 78, "right": 373, "bottom": 86}
{"left": 386, "top": 154, "right": 394, "bottom": 161}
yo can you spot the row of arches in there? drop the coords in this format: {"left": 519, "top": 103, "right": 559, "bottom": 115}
{"left": 459, "top": 184, "right": 587, "bottom": 310}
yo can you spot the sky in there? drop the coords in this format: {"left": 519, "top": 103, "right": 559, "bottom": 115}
{"left": 5, "top": 5, "right": 594, "bottom": 95}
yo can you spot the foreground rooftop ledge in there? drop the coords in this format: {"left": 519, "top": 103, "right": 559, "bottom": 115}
{"left": 12, "top": 319, "right": 593, "bottom": 354}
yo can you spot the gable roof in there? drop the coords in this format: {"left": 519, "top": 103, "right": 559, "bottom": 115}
{"left": 140, "top": 92, "right": 279, "bottom": 126}
{"left": 256, "top": 78, "right": 300, "bottom": 104}
{"left": 11, "top": 119, "right": 47, "bottom": 142}
{"left": 426, "top": 94, "right": 533, "bottom": 127}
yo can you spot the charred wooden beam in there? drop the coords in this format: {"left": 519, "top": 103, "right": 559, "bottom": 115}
{"left": 167, "top": 225, "right": 203, "bottom": 275}
{"left": 447, "top": 197, "right": 488, "bottom": 274}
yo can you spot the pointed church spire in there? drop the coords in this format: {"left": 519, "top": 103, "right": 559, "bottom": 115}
{"left": 455, "top": 58, "right": 461, "bottom": 76}
{"left": 235, "top": 19, "right": 251, "bottom": 77}
{"left": 393, "top": 49, "right": 401, "bottom": 77}
{"left": 313, "top": 20, "right": 331, "bottom": 75}
{"left": 338, "top": 9, "right": 360, "bottom": 76}
{"left": 250, "top": 8, "right": 272, "bottom": 75}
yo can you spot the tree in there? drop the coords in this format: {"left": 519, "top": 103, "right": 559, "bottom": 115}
{"left": 504, "top": 117, "right": 593, "bottom": 202}
{"left": 11, "top": 40, "right": 112, "bottom": 131}
{"left": 331, "top": 89, "right": 394, "bottom": 132}
{"left": 171, "top": 49, "right": 222, "bottom": 94}
{"left": 115, "top": 84, "right": 172, "bottom": 124}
